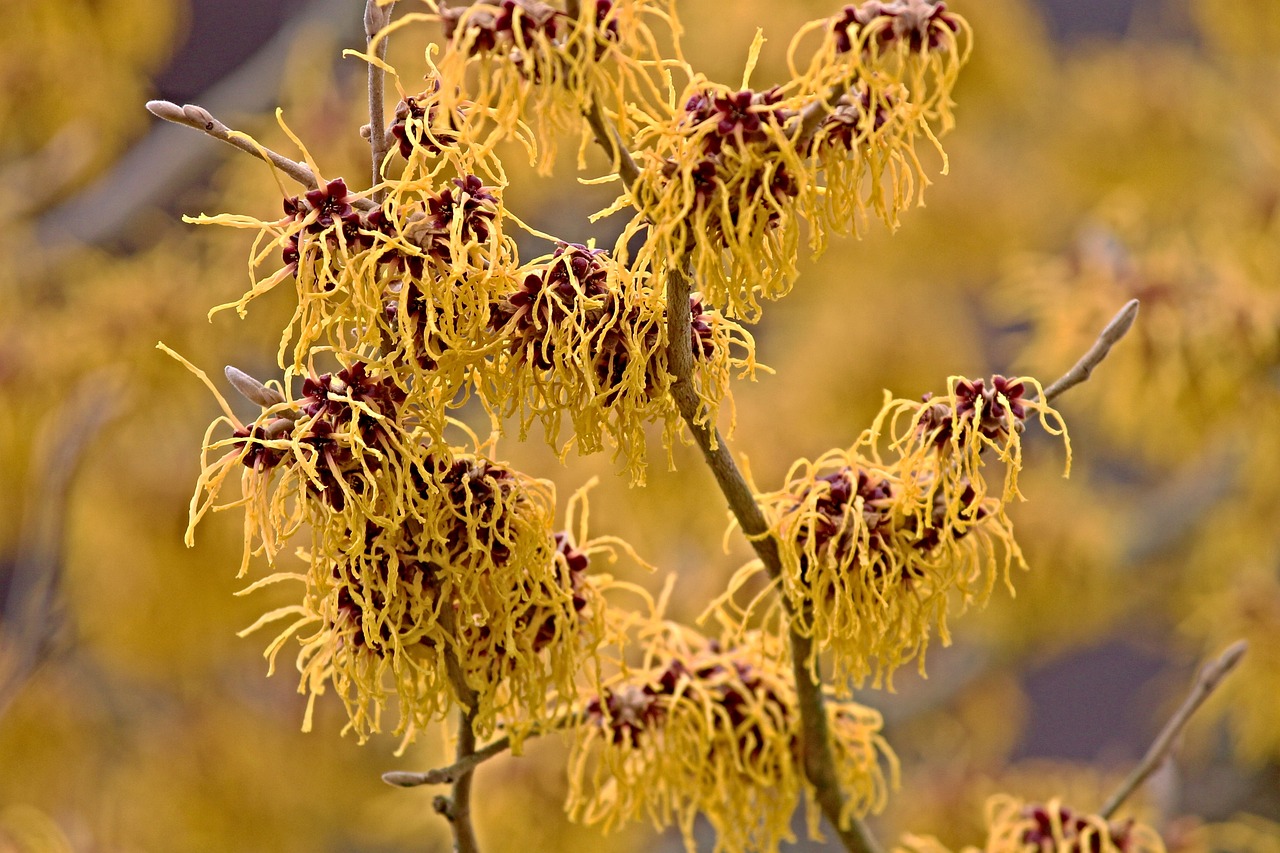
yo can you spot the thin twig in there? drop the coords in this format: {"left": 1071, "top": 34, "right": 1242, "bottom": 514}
{"left": 381, "top": 710, "right": 584, "bottom": 787}
{"left": 582, "top": 76, "right": 880, "bottom": 853}
{"left": 665, "top": 264, "right": 882, "bottom": 853}
{"left": 433, "top": 601, "right": 483, "bottom": 853}
{"left": 144, "top": 100, "right": 378, "bottom": 211}
{"left": 584, "top": 99, "right": 642, "bottom": 190}
{"left": 443, "top": 703, "right": 482, "bottom": 853}
{"left": 1040, "top": 299, "right": 1139, "bottom": 405}
{"left": 34, "top": 0, "right": 354, "bottom": 258}
{"left": 1098, "top": 640, "right": 1248, "bottom": 820}
{"left": 570, "top": 1, "right": 645, "bottom": 188}
{"left": 384, "top": 736, "right": 514, "bottom": 788}
{"left": 567, "top": 10, "right": 642, "bottom": 191}
{"left": 365, "top": 0, "right": 396, "bottom": 201}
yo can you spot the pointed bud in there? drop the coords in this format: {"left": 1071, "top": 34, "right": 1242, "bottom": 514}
{"left": 225, "top": 366, "right": 285, "bottom": 408}
{"left": 145, "top": 100, "right": 186, "bottom": 123}
{"left": 181, "top": 104, "right": 217, "bottom": 131}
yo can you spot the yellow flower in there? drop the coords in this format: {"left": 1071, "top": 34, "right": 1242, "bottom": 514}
{"left": 978, "top": 795, "right": 1165, "bottom": 853}
{"left": 883, "top": 375, "right": 1070, "bottom": 506}
{"left": 193, "top": 170, "right": 521, "bottom": 404}
{"left": 746, "top": 376, "right": 1068, "bottom": 687}
{"left": 276, "top": 451, "right": 601, "bottom": 745}
{"left": 624, "top": 75, "right": 812, "bottom": 320}
{"left": 167, "top": 348, "right": 623, "bottom": 745}
{"left": 804, "top": 78, "right": 930, "bottom": 244}
{"left": 422, "top": 0, "right": 674, "bottom": 172}
{"left": 486, "top": 243, "right": 758, "bottom": 483}
{"left": 567, "top": 624, "right": 895, "bottom": 853}
{"left": 618, "top": 2, "right": 972, "bottom": 321}
{"left": 897, "top": 795, "right": 1167, "bottom": 853}
{"left": 791, "top": 0, "right": 971, "bottom": 137}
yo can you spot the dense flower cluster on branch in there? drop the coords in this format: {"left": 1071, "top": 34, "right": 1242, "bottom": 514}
{"left": 149, "top": 1, "right": 1212, "bottom": 852}
{"left": 739, "top": 375, "right": 1068, "bottom": 687}
{"left": 167, "top": 346, "right": 628, "bottom": 743}
{"left": 620, "top": 1, "right": 972, "bottom": 319}
{"left": 898, "top": 796, "right": 1166, "bottom": 853}
{"left": 423, "top": 0, "right": 674, "bottom": 171}
{"left": 568, "top": 624, "right": 895, "bottom": 853}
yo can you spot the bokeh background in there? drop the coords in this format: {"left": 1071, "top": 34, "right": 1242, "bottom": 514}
{"left": 3, "top": 0, "right": 1279, "bottom": 850}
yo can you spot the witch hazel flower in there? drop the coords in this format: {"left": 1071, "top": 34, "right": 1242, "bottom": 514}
{"left": 487, "top": 242, "right": 757, "bottom": 483}
{"left": 728, "top": 375, "right": 1068, "bottom": 687}
{"left": 898, "top": 374, "right": 1071, "bottom": 510}
{"left": 626, "top": 72, "right": 810, "bottom": 320}
{"left": 568, "top": 625, "right": 895, "bottom": 853}
{"left": 427, "top": 0, "right": 673, "bottom": 172}
{"left": 183, "top": 365, "right": 621, "bottom": 747}
{"left": 619, "top": 2, "right": 973, "bottom": 322}
{"left": 898, "top": 795, "right": 1165, "bottom": 853}
{"left": 276, "top": 449, "right": 607, "bottom": 746}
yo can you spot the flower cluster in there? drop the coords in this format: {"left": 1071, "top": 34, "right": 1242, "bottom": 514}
{"left": 898, "top": 796, "right": 1166, "bottom": 853}
{"left": 806, "top": 0, "right": 969, "bottom": 129}
{"left": 568, "top": 625, "right": 895, "bottom": 853}
{"left": 486, "top": 242, "right": 757, "bottom": 482}
{"left": 746, "top": 375, "right": 1068, "bottom": 686}
{"left": 161, "top": 0, "right": 997, "bottom": 830}
{"left": 623, "top": 1, "right": 971, "bottom": 319}
{"left": 388, "top": 82, "right": 459, "bottom": 161}
{"left": 626, "top": 77, "right": 809, "bottom": 319}
{"left": 428, "top": 0, "right": 671, "bottom": 170}
{"left": 269, "top": 443, "right": 604, "bottom": 744}
{"left": 170, "top": 346, "right": 618, "bottom": 744}
{"left": 192, "top": 167, "right": 519, "bottom": 411}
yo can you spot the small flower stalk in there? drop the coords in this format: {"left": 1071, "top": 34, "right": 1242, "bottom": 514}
{"left": 568, "top": 624, "right": 896, "bottom": 853}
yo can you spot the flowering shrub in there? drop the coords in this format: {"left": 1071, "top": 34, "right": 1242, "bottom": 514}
{"left": 144, "top": 1, "right": 1259, "bottom": 851}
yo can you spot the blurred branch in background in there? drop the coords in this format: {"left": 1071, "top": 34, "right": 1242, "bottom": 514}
{"left": 0, "top": 371, "right": 127, "bottom": 720}
{"left": 1100, "top": 640, "right": 1248, "bottom": 820}
{"left": 30, "top": 0, "right": 356, "bottom": 267}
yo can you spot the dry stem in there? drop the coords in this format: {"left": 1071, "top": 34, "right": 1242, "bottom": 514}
{"left": 572, "top": 72, "right": 882, "bottom": 851}
{"left": 382, "top": 710, "right": 583, "bottom": 788}
{"left": 439, "top": 703, "right": 482, "bottom": 853}
{"left": 791, "top": 81, "right": 850, "bottom": 152}
{"left": 584, "top": 100, "right": 642, "bottom": 189}
{"left": 384, "top": 736, "right": 515, "bottom": 788}
{"left": 433, "top": 603, "right": 483, "bottom": 853}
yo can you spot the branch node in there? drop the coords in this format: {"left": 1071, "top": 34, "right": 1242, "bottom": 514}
{"left": 432, "top": 794, "right": 455, "bottom": 820}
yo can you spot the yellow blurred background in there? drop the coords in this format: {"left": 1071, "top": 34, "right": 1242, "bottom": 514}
{"left": 2, "top": 0, "right": 1278, "bottom": 850}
